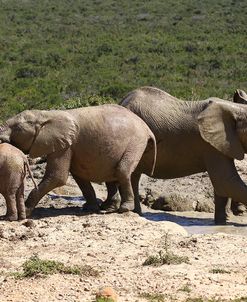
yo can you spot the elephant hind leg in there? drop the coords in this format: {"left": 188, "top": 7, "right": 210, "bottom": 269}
{"left": 4, "top": 192, "right": 18, "bottom": 221}
{"left": 72, "top": 175, "right": 99, "bottom": 212}
{"left": 100, "top": 182, "right": 121, "bottom": 213}
{"left": 131, "top": 173, "right": 142, "bottom": 215}
{"left": 117, "top": 176, "right": 134, "bottom": 213}
{"left": 115, "top": 145, "right": 144, "bottom": 213}
{"left": 102, "top": 175, "right": 142, "bottom": 215}
{"left": 16, "top": 181, "right": 26, "bottom": 220}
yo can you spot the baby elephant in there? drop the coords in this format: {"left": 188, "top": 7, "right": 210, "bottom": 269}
{"left": 0, "top": 143, "right": 37, "bottom": 221}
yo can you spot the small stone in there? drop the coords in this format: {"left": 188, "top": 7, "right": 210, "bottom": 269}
{"left": 22, "top": 219, "right": 35, "bottom": 228}
{"left": 96, "top": 286, "right": 118, "bottom": 301}
{"left": 0, "top": 276, "right": 6, "bottom": 284}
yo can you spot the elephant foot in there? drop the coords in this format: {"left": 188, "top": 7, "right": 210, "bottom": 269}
{"left": 25, "top": 207, "right": 34, "bottom": 218}
{"left": 83, "top": 202, "right": 100, "bottom": 213}
{"left": 18, "top": 214, "right": 27, "bottom": 220}
{"left": 5, "top": 214, "right": 18, "bottom": 221}
{"left": 214, "top": 214, "right": 231, "bottom": 225}
{"left": 118, "top": 201, "right": 135, "bottom": 213}
{"left": 214, "top": 211, "right": 229, "bottom": 225}
{"left": 100, "top": 199, "right": 120, "bottom": 213}
{"left": 215, "top": 220, "right": 227, "bottom": 225}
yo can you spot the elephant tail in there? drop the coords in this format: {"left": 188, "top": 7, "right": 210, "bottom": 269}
{"left": 148, "top": 130, "right": 157, "bottom": 176}
{"left": 24, "top": 158, "right": 38, "bottom": 189}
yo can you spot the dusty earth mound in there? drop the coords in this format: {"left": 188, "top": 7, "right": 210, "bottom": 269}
{"left": 0, "top": 158, "right": 247, "bottom": 301}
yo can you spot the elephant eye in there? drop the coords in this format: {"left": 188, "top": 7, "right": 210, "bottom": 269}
{"left": 12, "top": 124, "right": 23, "bottom": 131}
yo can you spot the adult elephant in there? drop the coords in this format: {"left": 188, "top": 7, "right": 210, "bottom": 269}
{"left": 102, "top": 87, "right": 247, "bottom": 225}
{"left": 0, "top": 104, "right": 156, "bottom": 217}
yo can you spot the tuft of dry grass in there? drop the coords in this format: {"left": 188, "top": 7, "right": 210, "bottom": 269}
{"left": 143, "top": 233, "right": 189, "bottom": 266}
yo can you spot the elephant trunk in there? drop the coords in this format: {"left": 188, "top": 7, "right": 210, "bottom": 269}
{"left": 236, "top": 109, "right": 247, "bottom": 153}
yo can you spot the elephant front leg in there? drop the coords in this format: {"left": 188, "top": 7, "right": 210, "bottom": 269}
{"left": 214, "top": 193, "right": 232, "bottom": 225}
{"left": 25, "top": 149, "right": 71, "bottom": 217}
{"left": 207, "top": 154, "right": 247, "bottom": 225}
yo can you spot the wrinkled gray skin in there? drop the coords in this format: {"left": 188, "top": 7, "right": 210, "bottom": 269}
{"left": 0, "top": 143, "right": 36, "bottom": 221}
{"left": 0, "top": 104, "right": 156, "bottom": 217}
{"left": 103, "top": 87, "right": 247, "bottom": 224}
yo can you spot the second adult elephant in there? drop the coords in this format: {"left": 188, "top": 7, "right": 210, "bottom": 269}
{"left": 103, "top": 87, "right": 247, "bottom": 225}
{"left": 0, "top": 104, "right": 156, "bottom": 216}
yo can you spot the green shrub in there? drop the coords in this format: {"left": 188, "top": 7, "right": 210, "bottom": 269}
{"left": 139, "top": 293, "right": 166, "bottom": 302}
{"left": 13, "top": 255, "right": 99, "bottom": 279}
{"left": 143, "top": 233, "right": 189, "bottom": 266}
{"left": 0, "top": 0, "right": 246, "bottom": 119}
{"left": 95, "top": 298, "right": 115, "bottom": 302}
{"left": 209, "top": 268, "right": 230, "bottom": 274}
{"left": 143, "top": 250, "right": 189, "bottom": 266}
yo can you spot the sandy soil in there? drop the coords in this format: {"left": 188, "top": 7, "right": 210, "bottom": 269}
{"left": 0, "top": 159, "right": 247, "bottom": 302}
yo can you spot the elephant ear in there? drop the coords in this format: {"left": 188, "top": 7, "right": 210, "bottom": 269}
{"left": 233, "top": 89, "right": 247, "bottom": 105}
{"left": 198, "top": 101, "right": 244, "bottom": 160}
{"left": 29, "top": 111, "right": 78, "bottom": 158}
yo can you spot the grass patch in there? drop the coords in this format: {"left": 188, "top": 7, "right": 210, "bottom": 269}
{"left": 143, "top": 250, "right": 189, "bottom": 266}
{"left": 0, "top": 0, "right": 246, "bottom": 119}
{"left": 139, "top": 293, "right": 166, "bottom": 302}
{"left": 143, "top": 233, "right": 189, "bottom": 266}
{"left": 12, "top": 255, "right": 99, "bottom": 279}
{"left": 186, "top": 299, "right": 205, "bottom": 302}
{"left": 209, "top": 268, "right": 230, "bottom": 274}
{"left": 179, "top": 284, "right": 192, "bottom": 293}
{"left": 95, "top": 298, "right": 115, "bottom": 302}
{"left": 186, "top": 298, "right": 247, "bottom": 302}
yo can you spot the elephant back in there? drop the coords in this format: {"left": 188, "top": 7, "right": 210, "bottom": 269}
{"left": 120, "top": 86, "right": 192, "bottom": 137}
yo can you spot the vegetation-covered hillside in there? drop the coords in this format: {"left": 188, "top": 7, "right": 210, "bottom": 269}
{"left": 0, "top": 0, "right": 246, "bottom": 119}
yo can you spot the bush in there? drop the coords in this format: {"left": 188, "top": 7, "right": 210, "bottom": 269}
{"left": 0, "top": 0, "right": 246, "bottom": 119}
{"left": 13, "top": 255, "right": 99, "bottom": 278}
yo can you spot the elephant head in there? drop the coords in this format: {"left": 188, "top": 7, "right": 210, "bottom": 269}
{"left": 198, "top": 90, "right": 247, "bottom": 161}
{"left": 0, "top": 110, "right": 78, "bottom": 158}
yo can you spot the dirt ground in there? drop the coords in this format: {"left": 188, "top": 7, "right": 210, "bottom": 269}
{"left": 0, "top": 159, "right": 247, "bottom": 302}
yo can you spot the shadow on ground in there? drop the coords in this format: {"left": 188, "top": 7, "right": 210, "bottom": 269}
{"left": 143, "top": 211, "right": 214, "bottom": 226}
{"left": 2, "top": 192, "right": 246, "bottom": 235}
{"left": 144, "top": 211, "right": 247, "bottom": 226}
{"left": 143, "top": 211, "right": 247, "bottom": 235}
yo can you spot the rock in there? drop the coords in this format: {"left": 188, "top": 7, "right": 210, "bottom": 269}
{"left": 22, "top": 219, "right": 36, "bottom": 228}
{"left": 151, "top": 194, "right": 195, "bottom": 211}
{"left": 158, "top": 221, "right": 188, "bottom": 236}
{"left": 0, "top": 276, "right": 6, "bottom": 284}
{"left": 231, "top": 200, "right": 246, "bottom": 216}
{"left": 195, "top": 200, "right": 214, "bottom": 213}
{"left": 141, "top": 189, "right": 160, "bottom": 207}
{"left": 96, "top": 286, "right": 118, "bottom": 301}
